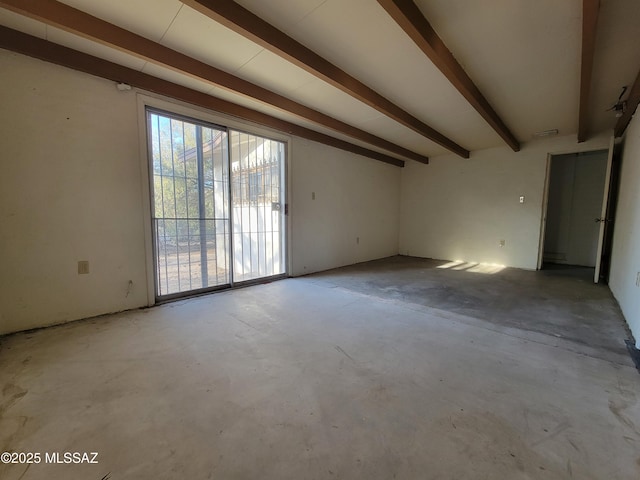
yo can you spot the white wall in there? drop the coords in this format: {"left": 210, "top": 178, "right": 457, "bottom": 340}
{"left": 0, "top": 50, "right": 148, "bottom": 335}
{"left": 544, "top": 151, "right": 608, "bottom": 267}
{"left": 4, "top": 48, "right": 632, "bottom": 340}
{"left": 289, "top": 138, "right": 401, "bottom": 276}
{"left": 609, "top": 114, "right": 640, "bottom": 347}
{"left": 399, "top": 134, "right": 611, "bottom": 270}
{"left": 0, "top": 50, "right": 402, "bottom": 335}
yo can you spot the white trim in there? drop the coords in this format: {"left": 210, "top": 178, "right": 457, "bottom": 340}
{"left": 536, "top": 154, "right": 552, "bottom": 270}
{"left": 542, "top": 144, "right": 610, "bottom": 157}
{"left": 537, "top": 142, "right": 613, "bottom": 272}
{"left": 286, "top": 139, "right": 293, "bottom": 277}
{"left": 593, "top": 135, "right": 615, "bottom": 283}
{"left": 136, "top": 94, "right": 156, "bottom": 306}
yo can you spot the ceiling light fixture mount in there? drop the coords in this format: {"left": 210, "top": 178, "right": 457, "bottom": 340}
{"left": 608, "top": 86, "right": 628, "bottom": 118}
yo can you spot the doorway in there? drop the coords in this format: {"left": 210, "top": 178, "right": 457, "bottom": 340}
{"left": 146, "top": 109, "right": 286, "bottom": 300}
{"left": 541, "top": 149, "right": 609, "bottom": 276}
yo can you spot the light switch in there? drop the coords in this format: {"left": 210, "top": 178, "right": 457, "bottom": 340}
{"left": 519, "top": 196, "right": 525, "bottom": 203}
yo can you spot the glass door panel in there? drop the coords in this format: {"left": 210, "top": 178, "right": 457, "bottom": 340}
{"left": 230, "top": 130, "right": 286, "bottom": 282}
{"left": 147, "top": 110, "right": 230, "bottom": 297}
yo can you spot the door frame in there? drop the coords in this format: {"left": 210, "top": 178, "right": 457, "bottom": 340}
{"left": 536, "top": 155, "right": 552, "bottom": 270}
{"left": 597, "top": 142, "right": 623, "bottom": 282}
{"left": 137, "top": 94, "right": 291, "bottom": 306}
{"left": 593, "top": 136, "right": 615, "bottom": 282}
{"left": 536, "top": 137, "right": 615, "bottom": 277}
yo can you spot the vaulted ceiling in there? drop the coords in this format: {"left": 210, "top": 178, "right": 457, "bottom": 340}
{"left": 1, "top": 0, "right": 639, "bottom": 167}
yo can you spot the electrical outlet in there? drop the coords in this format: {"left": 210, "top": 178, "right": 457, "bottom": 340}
{"left": 519, "top": 196, "right": 525, "bottom": 203}
{"left": 499, "top": 239, "right": 505, "bottom": 247}
{"left": 78, "top": 261, "right": 90, "bottom": 274}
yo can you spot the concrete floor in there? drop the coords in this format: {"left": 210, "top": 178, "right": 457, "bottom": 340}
{"left": 1, "top": 256, "right": 639, "bottom": 479}
{"left": 312, "top": 256, "right": 634, "bottom": 365}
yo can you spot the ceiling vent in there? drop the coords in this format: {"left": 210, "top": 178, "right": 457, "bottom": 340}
{"left": 533, "top": 129, "right": 559, "bottom": 138}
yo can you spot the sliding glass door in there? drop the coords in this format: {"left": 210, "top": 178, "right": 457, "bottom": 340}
{"left": 147, "top": 109, "right": 286, "bottom": 300}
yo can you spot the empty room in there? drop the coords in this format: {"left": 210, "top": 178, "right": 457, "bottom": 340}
{"left": 1, "top": 0, "right": 640, "bottom": 479}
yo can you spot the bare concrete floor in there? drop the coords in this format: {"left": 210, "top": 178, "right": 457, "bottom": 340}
{"left": 1, "top": 256, "right": 639, "bottom": 479}
{"left": 311, "top": 256, "right": 634, "bottom": 365}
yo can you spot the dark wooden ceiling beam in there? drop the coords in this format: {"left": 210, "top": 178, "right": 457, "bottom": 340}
{"left": 578, "top": 0, "right": 600, "bottom": 143}
{"left": 376, "top": 0, "right": 520, "bottom": 152}
{"left": 614, "top": 66, "right": 640, "bottom": 138}
{"left": 0, "top": 26, "right": 405, "bottom": 167}
{"left": 181, "top": 0, "right": 469, "bottom": 158}
{"left": 0, "top": 0, "right": 426, "bottom": 164}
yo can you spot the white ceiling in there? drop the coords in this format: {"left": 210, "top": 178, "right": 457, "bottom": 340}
{"left": 1, "top": 0, "right": 638, "bottom": 160}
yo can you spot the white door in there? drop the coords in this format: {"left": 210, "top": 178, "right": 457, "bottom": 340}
{"left": 593, "top": 135, "right": 615, "bottom": 283}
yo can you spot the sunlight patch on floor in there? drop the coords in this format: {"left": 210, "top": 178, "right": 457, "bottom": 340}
{"left": 437, "top": 260, "right": 505, "bottom": 274}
